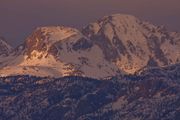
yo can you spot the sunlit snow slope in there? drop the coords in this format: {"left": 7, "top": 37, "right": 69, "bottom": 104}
{"left": 0, "top": 14, "right": 179, "bottom": 78}
{"left": 83, "top": 14, "right": 180, "bottom": 73}
{"left": 0, "top": 26, "right": 119, "bottom": 78}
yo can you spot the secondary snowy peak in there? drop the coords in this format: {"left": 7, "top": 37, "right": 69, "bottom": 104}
{"left": 0, "top": 26, "right": 119, "bottom": 78}
{"left": 0, "top": 36, "right": 12, "bottom": 56}
{"left": 24, "top": 26, "right": 84, "bottom": 58}
{"left": 82, "top": 14, "right": 180, "bottom": 74}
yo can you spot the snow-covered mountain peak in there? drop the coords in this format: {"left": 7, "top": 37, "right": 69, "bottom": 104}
{"left": 103, "top": 13, "right": 139, "bottom": 24}
{"left": 0, "top": 26, "right": 119, "bottom": 78}
{"left": 24, "top": 26, "right": 84, "bottom": 58}
{"left": 34, "top": 26, "right": 80, "bottom": 39}
{"left": 83, "top": 14, "right": 140, "bottom": 37}
{"left": 82, "top": 14, "right": 180, "bottom": 74}
{"left": 0, "top": 13, "right": 179, "bottom": 78}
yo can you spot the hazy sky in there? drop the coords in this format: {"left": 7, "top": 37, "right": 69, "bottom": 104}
{"left": 0, "top": 0, "right": 180, "bottom": 47}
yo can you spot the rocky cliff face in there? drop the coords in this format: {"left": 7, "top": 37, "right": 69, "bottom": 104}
{"left": 82, "top": 14, "right": 180, "bottom": 74}
{"left": 0, "top": 36, "right": 12, "bottom": 56}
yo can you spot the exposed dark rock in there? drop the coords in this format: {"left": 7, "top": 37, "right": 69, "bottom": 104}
{"left": 147, "top": 35, "right": 168, "bottom": 65}
{"left": 91, "top": 34, "right": 118, "bottom": 61}
{"left": 72, "top": 38, "right": 93, "bottom": 51}
{"left": 0, "top": 37, "right": 12, "bottom": 56}
{"left": 147, "top": 56, "right": 158, "bottom": 67}
{"left": 25, "top": 29, "right": 49, "bottom": 57}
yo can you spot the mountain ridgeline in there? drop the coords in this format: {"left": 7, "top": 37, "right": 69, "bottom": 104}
{"left": 0, "top": 13, "right": 179, "bottom": 78}
{"left": 82, "top": 14, "right": 180, "bottom": 73}
{"left": 0, "top": 13, "right": 180, "bottom": 120}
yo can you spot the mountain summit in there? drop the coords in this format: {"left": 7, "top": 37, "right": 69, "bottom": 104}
{"left": 0, "top": 26, "right": 119, "bottom": 78}
{"left": 24, "top": 26, "right": 83, "bottom": 58}
{"left": 82, "top": 14, "right": 180, "bottom": 73}
{"left": 0, "top": 14, "right": 179, "bottom": 78}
